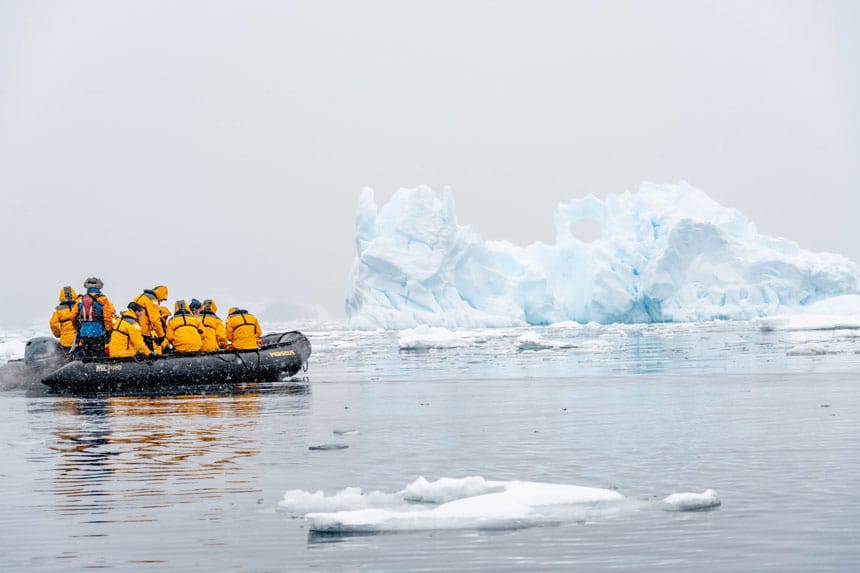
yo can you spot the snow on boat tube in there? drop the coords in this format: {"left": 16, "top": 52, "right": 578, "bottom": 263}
{"left": 40, "top": 331, "right": 311, "bottom": 393}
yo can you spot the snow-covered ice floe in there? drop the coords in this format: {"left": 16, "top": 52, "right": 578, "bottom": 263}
{"left": 397, "top": 325, "right": 488, "bottom": 350}
{"left": 279, "top": 476, "right": 719, "bottom": 532}
{"left": 757, "top": 295, "right": 860, "bottom": 332}
{"left": 346, "top": 182, "right": 860, "bottom": 329}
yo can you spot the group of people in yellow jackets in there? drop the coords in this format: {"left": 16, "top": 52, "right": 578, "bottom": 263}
{"left": 50, "top": 277, "right": 262, "bottom": 361}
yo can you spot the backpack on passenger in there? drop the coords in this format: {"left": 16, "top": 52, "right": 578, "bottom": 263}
{"left": 78, "top": 294, "right": 105, "bottom": 338}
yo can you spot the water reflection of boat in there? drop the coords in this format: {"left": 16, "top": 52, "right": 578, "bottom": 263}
{"left": 51, "top": 393, "right": 277, "bottom": 514}
{"left": 40, "top": 331, "right": 311, "bottom": 394}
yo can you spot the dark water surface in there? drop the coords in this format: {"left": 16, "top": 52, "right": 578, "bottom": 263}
{"left": 1, "top": 323, "right": 859, "bottom": 571}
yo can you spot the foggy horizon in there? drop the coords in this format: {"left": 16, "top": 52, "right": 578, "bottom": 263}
{"left": 2, "top": 0, "right": 858, "bottom": 329}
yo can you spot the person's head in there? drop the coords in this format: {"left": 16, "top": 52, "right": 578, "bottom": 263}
{"left": 202, "top": 299, "right": 218, "bottom": 314}
{"left": 174, "top": 300, "right": 189, "bottom": 314}
{"left": 189, "top": 298, "right": 202, "bottom": 314}
{"left": 83, "top": 277, "right": 104, "bottom": 290}
{"left": 152, "top": 285, "right": 168, "bottom": 302}
{"left": 127, "top": 301, "right": 144, "bottom": 317}
{"left": 58, "top": 286, "right": 77, "bottom": 303}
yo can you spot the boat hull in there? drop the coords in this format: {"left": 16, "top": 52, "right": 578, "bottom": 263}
{"left": 41, "top": 331, "right": 311, "bottom": 393}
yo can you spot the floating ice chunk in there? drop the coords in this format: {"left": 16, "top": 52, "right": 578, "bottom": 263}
{"left": 284, "top": 476, "right": 625, "bottom": 532}
{"left": 397, "top": 325, "right": 481, "bottom": 350}
{"left": 515, "top": 333, "right": 579, "bottom": 351}
{"left": 757, "top": 295, "right": 860, "bottom": 332}
{"left": 786, "top": 343, "right": 834, "bottom": 356}
{"left": 333, "top": 428, "right": 359, "bottom": 436}
{"left": 661, "top": 489, "right": 721, "bottom": 511}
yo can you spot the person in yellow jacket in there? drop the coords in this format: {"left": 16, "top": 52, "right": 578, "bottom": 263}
{"left": 225, "top": 307, "right": 262, "bottom": 350}
{"left": 132, "top": 285, "right": 169, "bottom": 352}
{"left": 108, "top": 302, "right": 152, "bottom": 358}
{"left": 166, "top": 300, "right": 204, "bottom": 353}
{"left": 199, "top": 299, "right": 228, "bottom": 352}
{"left": 49, "top": 286, "right": 79, "bottom": 350}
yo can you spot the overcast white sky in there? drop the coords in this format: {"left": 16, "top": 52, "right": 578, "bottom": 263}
{"left": 1, "top": 0, "right": 858, "bottom": 328}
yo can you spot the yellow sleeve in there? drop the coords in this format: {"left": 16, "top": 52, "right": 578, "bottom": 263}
{"left": 148, "top": 301, "right": 165, "bottom": 338}
{"left": 129, "top": 324, "right": 151, "bottom": 356}
{"left": 50, "top": 311, "right": 61, "bottom": 337}
{"left": 216, "top": 320, "right": 228, "bottom": 349}
{"left": 101, "top": 297, "right": 116, "bottom": 331}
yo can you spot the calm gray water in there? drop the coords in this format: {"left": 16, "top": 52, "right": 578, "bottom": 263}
{"left": 1, "top": 322, "right": 859, "bottom": 571}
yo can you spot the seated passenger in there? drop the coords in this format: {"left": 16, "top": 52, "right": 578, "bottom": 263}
{"left": 109, "top": 302, "right": 152, "bottom": 358}
{"left": 50, "top": 286, "right": 79, "bottom": 351}
{"left": 166, "top": 300, "right": 204, "bottom": 353}
{"left": 199, "top": 299, "right": 227, "bottom": 352}
{"left": 225, "top": 307, "right": 262, "bottom": 350}
{"left": 133, "top": 285, "right": 169, "bottom": 352}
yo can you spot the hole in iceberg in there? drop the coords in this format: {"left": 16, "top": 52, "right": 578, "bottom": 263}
{"left": 568, "top": 218, "right": 602, "bottom": 243}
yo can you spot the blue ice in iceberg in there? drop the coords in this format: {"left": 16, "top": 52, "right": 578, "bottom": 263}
{"left": 345, "top": 182, "right": 860, "bottom": 329}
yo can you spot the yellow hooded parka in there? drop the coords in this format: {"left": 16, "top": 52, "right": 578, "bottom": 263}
{"left": 49, "top": 286, "right": 79, "bottom": 349}
{"left": 225, "top": 307, "right": 262, "bottom": 350}
{"left": 199, "top": 299, "right": 228, "bottom": 352}
{"left": 166, "top": 300, "right": 203, "bottom": 353}
{"left": 109, "top": 310, "right": 152, "bottom": 358}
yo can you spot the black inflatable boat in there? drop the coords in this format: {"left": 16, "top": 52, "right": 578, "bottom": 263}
{"left": 38, "top": 331, "right": 311, "bottom": 393}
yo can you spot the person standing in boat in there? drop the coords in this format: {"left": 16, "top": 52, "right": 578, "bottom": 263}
{"left": 225, "top": 307, "right": 262, "bottom": 350}
{"left": 166, "top": 300, "right": 204, "bottom": 353}
{"left": 49, "top": 285, "right": 80, "bottom": 351}
{"left": 199, "top": 299, "right": 227, "bottom": 352}
{"left": 132, "top": 285, "right": 169, "bottom": 352}
{"left": 72, "top": 277, "right": 116, "bottom": 360}
{"left": 108, "top": 302, "right": 152, "bottom": 358}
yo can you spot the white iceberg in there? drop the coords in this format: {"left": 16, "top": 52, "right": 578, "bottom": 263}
{"left": 346, "top": 182, "right": 859, "bottom": 330}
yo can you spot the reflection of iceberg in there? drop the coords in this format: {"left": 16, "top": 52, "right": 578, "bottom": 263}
{"left": 346, "top": 182, "right": 860, "bottom": 329}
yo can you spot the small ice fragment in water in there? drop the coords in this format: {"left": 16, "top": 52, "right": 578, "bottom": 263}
{"left": 333, "top": 428, "right": 359, "bottom": 435}
{"left": 661, "top": 489, "right": 721, "bottom": 511}
{"left": 309, "top": 444, "right": 349, "bottom": 451}
{"left": 786, "top": 343, "right": 832, "bottom": 356}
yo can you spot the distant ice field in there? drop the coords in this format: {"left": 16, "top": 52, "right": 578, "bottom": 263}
{"left": 4, "top": 314, "right": 860, "bottom": 387}
{"left": 293, "top": 318, "right": 860, "bottom": 383}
